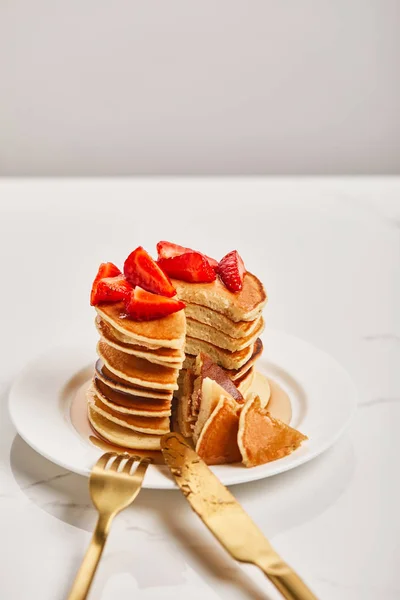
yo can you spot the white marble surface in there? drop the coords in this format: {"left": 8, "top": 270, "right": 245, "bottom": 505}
{"left": 0, "top": 178, "right": 399, "bottom": 599}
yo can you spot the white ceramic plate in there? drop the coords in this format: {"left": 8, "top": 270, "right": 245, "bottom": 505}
{"left": 8, "top": 330, "right": 356, "bottom": 489}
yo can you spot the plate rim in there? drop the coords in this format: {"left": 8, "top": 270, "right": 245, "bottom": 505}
{"left": 8, "top": 329, "right": 358, "bottom": 489}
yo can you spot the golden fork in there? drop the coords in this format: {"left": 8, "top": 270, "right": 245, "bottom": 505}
{"left": 67, "top": 452, "right": 150, "bottom": 600}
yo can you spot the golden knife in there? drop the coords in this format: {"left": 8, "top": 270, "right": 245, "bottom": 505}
{"left": 161, "top": 432, "right": 318, "bottom": 600}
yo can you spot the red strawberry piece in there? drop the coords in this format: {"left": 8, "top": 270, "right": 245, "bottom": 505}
{"left": 91, "top": 275, "right": 133, "bottom": 305}
{"left": 124, "top": 246, "right": 176, "bottom": 297}
{"left": 90, "top": 262, "right": 122, "bottom": 305}
{"left": 124, "top": 286, "right": 186, "bottom": 321}
{"left": 158, "top": 251, "right": 217, "bottom": 283}
{"left": 206, "top": 256, "right": 219, "bottom": 269}
{"left": 217, "top": 250, "right": 246, "bottom": 292}
{"left": 157, "top": 241, "right": 190, "bottom": 259}
{"left": 157, "top": 241, "right": 218, "bottom": 269}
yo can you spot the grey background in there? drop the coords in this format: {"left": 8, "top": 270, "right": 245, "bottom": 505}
{"left": 1, "top": 0, "right": 399, "bottom": 176}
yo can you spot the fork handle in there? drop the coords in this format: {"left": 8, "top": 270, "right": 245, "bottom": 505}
{"left": 67, "top": 512, "right": 114, "bottom": 600}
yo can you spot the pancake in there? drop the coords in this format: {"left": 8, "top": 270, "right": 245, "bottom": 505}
{"left": 192, "top": 353, "right": 244, "bottom": 414}
{"left": 172, "top": 272, "right": 267, "bottom": 322}
{"left": 88, "top": 409, "right": 162, "bottom": 450}
{"left": 96, "top": 303, "right": 186, "bottom": 349}
{"left": 184, "top": 303, "right": 263, "bottom": 339}
{"left": 193, "top": 377, "right": 226, "bottom": 443}
{"left": 228, "top": 338, "right": 263, "bottom": 380}
{"left": 238, "top": 395, "right": 307, "bottom": 467}
{"left": 96, "top": 317, "right": 184, "bottom": 367}
{"left": 188, "top": 354, "right": 247, "bottom": 444}
{"left": 87, "top": 384, "right": 162, "bottom": 449}
{"left": 95, "top": 361, "right": 173, "bottom": 400}
{"left": 182, "top": 338, "right": 263, "bottom": 376}
{"left": 96, "top": 317, "right": 162, "bottom": 349}
{"left": 97, "top": 341, "right": 180, "bottom": 391}
{"left": 195, "top": 394, "right": 242, "bottom": 465}
{"left": 94, "top": 377, "right": 172, "bottom": 416}
{"left": 88, "top": 385, "right": 170, "bottom": 434}
{"left": 235, "top": 367, "right": 255, "bottom": 395}
{"left": 186, "top": 316, "right": 264, "bottom": 351}
{"left": 185, "top": 336, "right": 255, "bottom": 370}
{"left": 175, "top": 355, "right": 254, "bottom": 441}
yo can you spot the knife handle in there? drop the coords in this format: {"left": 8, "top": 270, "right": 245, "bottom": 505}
{"left": 256, "top": 558, "right": 318, "bottom": 600}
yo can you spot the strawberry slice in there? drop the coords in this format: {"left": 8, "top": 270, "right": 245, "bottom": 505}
{"left": 217, "top": 250, "right": 246, "bottom": 292}
{"left": 91, "top": 275, "right": 133, "bottom": 305}
{"left": 158, "top": 251, "right": 216, "bottom": 283}
{"left": 124, "top": 286, "right": 185, "bottom": 321}
{"left": 124, "top": 246, "right": 176, "bottom": 297}
{"left": 157, "top": 241, "right": 218, "bottom": 269}
{"left": 90, "top": 262, "right": 122, "bottom": 305}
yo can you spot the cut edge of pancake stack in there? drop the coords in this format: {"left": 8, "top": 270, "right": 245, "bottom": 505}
{"left": 172, "top": 267, "right": 268, "bottom": 441}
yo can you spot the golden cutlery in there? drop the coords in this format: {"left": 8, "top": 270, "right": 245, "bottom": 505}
{"left": 67, "top": 452, "right": 150, "bottom": 600}
{"left": 161, "top": 432, "right": 318, "bottom": 600}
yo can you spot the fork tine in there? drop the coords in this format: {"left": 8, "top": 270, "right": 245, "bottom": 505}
{"left": 121, "top": 455, "right": 138, "bottom": 474}
{"left": 133, "top": 458, "right": 152, "bottom": 480}
{"left": 95, "top": 452, "right": 116, "bottom": 470}
{"left": 110, "top": 454, "right": 129, "bottom": 472}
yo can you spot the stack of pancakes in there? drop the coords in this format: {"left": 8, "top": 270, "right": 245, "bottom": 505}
{"left": 87, "top": 301, "right": 186, "bottom": 450}
{"left": 172, "top": 272, "right": 267, "bottom": 437}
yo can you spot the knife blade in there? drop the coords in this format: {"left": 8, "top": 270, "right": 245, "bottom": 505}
{"left": 161, "top": 432, "right": 318, "bottom": 600}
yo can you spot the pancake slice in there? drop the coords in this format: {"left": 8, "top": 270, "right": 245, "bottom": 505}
{"left": 227, "top": 338, "right": 263, "bottom": 380}
{"left": 192, "top": 353, "right": 244, "bottom": 416}
{"left": 190, "top": 354, "right": 250, "bottom": 443}
{"left": 186, "top": 316, "right": 264, "bottom": 351}
{"left": 185, "top": 337, "right": 254, "bottom": 370}
{"left": 193, "top": 377, "right": 226, "bottom": 443}
{"left": 96, "top": 317, "right": 184, "bottom": 366}
{"left": 195, "top": 394, "right": 242, "bottom": 465}
{"left": 94, "top": 377, "right": 171, "bottom": 416}
{"left": 97, "top": 341, "right": 180, "bottom": 390}
{"left": 95, "top": 361, "right": 173, "bottom": 399}
{"left": 176, "top": 354, "right": 257, "bottom": 440}
{"left": 96, "top": 303, "right": 186, "bottom": 349}
{"left": 238, "top": 395, "right": 307, "bottom": 467}
{"left": 235, "top": 367, "right": 255, "bottom": 395}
